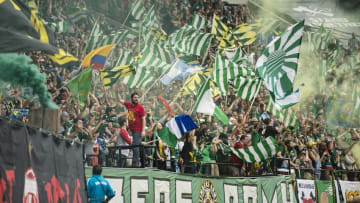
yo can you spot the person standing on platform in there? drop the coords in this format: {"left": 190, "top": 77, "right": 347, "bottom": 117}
{"left": 119, "top": 92, "right": 146, "bottom": 167}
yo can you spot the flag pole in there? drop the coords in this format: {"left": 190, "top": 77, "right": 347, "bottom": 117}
{"left": 201, "top": 37, "right": 213, "bottom": 66}
{"left": 121, "top": 2, "right": 136, "bottom": 27}
{"left": 244, "top": 94, "right": 257, "bottom": 123}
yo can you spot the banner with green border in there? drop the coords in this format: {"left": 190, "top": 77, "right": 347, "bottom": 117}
{"left": 85, "top": 167, "right": 296, "bottom": 203}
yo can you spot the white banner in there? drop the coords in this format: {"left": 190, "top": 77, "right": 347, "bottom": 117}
{"left": 337, "top": 180, "right": 360, "bottom": 202}
{"left": 296, "top": 179, "right": 315, "bottom": 203}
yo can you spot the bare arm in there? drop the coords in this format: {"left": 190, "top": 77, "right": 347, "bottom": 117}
{"left": 141, "top": 116, "right": 146, "bottom": 138}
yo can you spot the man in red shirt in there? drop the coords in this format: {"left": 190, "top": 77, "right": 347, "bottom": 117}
{"left": 120, "top": 92, "right": 146, "bottom": 167}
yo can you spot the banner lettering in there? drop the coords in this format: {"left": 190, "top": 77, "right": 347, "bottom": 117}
{"left": 85, "top": 168, "right": 296, "bottom": 203}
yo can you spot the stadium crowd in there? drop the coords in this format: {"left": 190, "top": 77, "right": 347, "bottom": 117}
{"left": 0, "top": 0, "right": 359, "bottom": 181}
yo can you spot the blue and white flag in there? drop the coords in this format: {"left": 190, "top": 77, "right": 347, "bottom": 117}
{"left": 160, "top": 60, "right": 204, "bottom": 85}
{"left": 158, "top": 114, "right": 198, "bottom": 148}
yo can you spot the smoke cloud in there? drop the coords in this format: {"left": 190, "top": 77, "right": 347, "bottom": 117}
{"left": 0, "top": 53, "right": 57, "bottom": 108}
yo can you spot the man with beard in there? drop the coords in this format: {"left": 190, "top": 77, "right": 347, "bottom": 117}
{"left": 119, "top": 92, "right": 146, "bottom": 167}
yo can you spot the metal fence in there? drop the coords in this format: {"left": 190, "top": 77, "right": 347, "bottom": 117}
{"left": 84, "top": 146, "right": 360, "bottom": 180}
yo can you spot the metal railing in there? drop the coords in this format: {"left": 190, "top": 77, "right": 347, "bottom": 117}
{"left": 84, "top": 149, "right": 360, "bottom": 179}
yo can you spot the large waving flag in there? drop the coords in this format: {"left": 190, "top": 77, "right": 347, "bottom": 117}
{"left": 194, "top": 79, "right": 228, "bottom": 125}
{"left": 136, "top": 44, "right": 172, "bottom": 75}
{"left": 267, "top": 98, "right": 300, "bottom": 127}
{"left": 233, "top": 76, "right": 263, "bottom": 101}
{"left": 255, "top": 20, "right": 305, "bottom": 109}
{"left": 120, "top": 67, "right": 155, "bottom": 89}
{"left": 82, "top": 44, "right": 114, "bottom": 70}
{"left": 66, "top": 67, "right": 92, "bottom": 102}
{"left": 142, "top": 6, "right": 159, "bottom": 28}
{"left": 0, "top": 0, "right": 78, "bottom": 66}
{"left": 158, "top": 114, "right": 198, "bottom": 148}
{"left": 223, "top": 137, "right": 279, "bottom": 163}
{"left": 231, "top": 22, "right": 260, "bottom": 46}
{"left": 211, "top": 14, "right": 234, "bottom": 48}
{"left": 101, "top": 65, "right": 134, "bottom": 89}
{"left": 170, "top": 26, "right": 212, "bottom": 57}
{"left": 212, "top": 54, "right": 255, "bottom": 95}
{"left": 211, "top": 14, "right": 260, "bottom": 48}
{"left": 131, "top": 0, "right": 146, "bottom": 20}
{"left": 86, "top": 22, "right": 137, "bottom": 54}
{"left": 190, "top": 14, "right": 210, "bottom": 30}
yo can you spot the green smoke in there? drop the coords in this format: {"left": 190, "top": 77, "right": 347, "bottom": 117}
{"left": 0, "top": 53, "right": 57, "bottom": 108}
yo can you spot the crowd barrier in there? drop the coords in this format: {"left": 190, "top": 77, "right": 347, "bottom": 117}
{"left": 84, "top": 166, "right": 360, "bottom": 203}
{"left": 84, "top": 145, "right": 360, "bottom": 179}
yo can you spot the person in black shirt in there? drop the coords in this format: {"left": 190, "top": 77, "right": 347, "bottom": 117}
{"left": 262, "top": 117, "right": 279, "bottom": 138}
{"left": 180, "top": 131, "right": 196, "bottom": 174}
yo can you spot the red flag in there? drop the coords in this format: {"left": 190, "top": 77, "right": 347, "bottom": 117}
{"left": 158, "top": 96, "right": 174, "bottom": 117}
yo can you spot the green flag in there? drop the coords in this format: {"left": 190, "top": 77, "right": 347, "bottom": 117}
{"left": 212, "top": 54, "right": 255, "bottom": 95}
{"left": 255, "top": 20, "right": 305, "bottom": 109}
{"left": 66, "top": 67, "right": 92, "bottom": 102}
{"left": 193, "top": 79, "right": 228, "bottom": 125}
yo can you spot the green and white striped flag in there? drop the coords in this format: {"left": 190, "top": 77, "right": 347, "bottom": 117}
{"left": 173, "top": 28, "right": 212, "bottom": 57}
{"left": 255, "top": 20, "right": 305, "bottom": 109}
{"left": 86, "top": 23, "right": 137, "bottom": 53}
{"left": 193, "top": 79, "right": 229, "bottom": 125}
{"left": 223, "top": 47, "right": 246, "bottom": 62}
{"left": 224, "top": 136, "right": 280, "bottom": 163}
{"left": 267, "top": 98, "right": 300, "bottom": 127}
{"left": 120, "top": 67, "right": 154, "bottom": 88}
{"left": 131, "top": 0, "right": 146, "bottom": 20}
{"left": 115, "top": 49, "right": 133, "bottom": 67}
{"left": 137, "top": 45, "right": 172, "bottom": 75}
{"left": 167, "top": 25, "right": 194, "bottom": 46}
{"left": 212, "top": 54, "right": 255, "bottom": 95}
{"left": 222, "top": 46, "right": 253, "bottom": 67}
{"left": 143, "top": 6, "right": 159, "bottom": 28}
{"left": 190, "top": 14, "right": 210, "bottom": 30}
{"left": 154, "top": 43, "right": 174, "bottom": 64}
{"left": 233, "top": 76, "right": 263, "bottom": 101}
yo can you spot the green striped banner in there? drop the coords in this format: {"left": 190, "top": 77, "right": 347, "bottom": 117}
{"left": 143, "top": 6, "right": 159, "bottom": 28}
{"left": 256, "top": 20, "right": 305, "bottom": 109}
{"left": 190, "top": 14, "right": 210, "bottom": 30}
{"left": 115, "top": 49, "right": 133, "bottom": 67}
{"left": 131, "top": 0, "right": 146, "bottom": 20}
{"left": 121, "top": 67, "right": 154, "bottom": 88}
{"left": 137, "top": 45, "right": 172, "bottom": 75}
{"left": 167, "top": 25, "right": 194, "bottom": 47}
{"left": 212, "top": 54, "right": 255, "bottom": 95}
{"left": 211, "top": 14, "right": 229, "bottom": 39}
{"left": 233, "top": 76, "right": 262, "bottom": 101}
{"left": 87, "top": 23, "right": 138, "bottom": 53}
{"left": 267, "top": 97, "right": 300, "bottom": 127}
{"left": 174, "top": 29, "right": 212, "bottom": 57}
{"left": 226, "top": 137, "right": 280, "bottom": 163}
